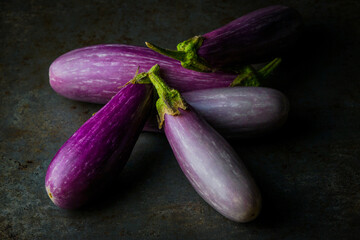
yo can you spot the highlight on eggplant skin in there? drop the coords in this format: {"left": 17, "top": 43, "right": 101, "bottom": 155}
{"left": 45, "top": 83, "right": 153, "bottom": 209}
{"left": 164, "top": 108, "right": 262, "bottom": 222}
{"left": 144, "top": 87, "right": 289, "bottom": 138}
{"left": 49, "top": 44, "right": 237, "bottom": 104}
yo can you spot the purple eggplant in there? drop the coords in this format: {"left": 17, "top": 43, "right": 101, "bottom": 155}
{"left": 49, "top": 44, "right": 281, "bottom": 104}
{"left": 45, "top": 81, "right": 153, "bottom": 209}
{"left": 144, "top": 87, "right": 289, "bottom": 137}
{"left": 49, "top": 44, "right": 238, "bottom": 104}
{"left": 140, "top": 65, "right": 261, "bottom": 222}
{"left": 146, "top": 5, "right": 302, "bottom": 72}
{"left": 165, "top": 108, "right": 261, "bottom": 222}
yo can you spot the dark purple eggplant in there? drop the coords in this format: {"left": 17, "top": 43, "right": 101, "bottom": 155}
{"left": 146, "top": 5, "right": 301, "bottom": 72}
{"left": 137, "top": 64, "right": 261, "bottom": 222}
{"left": 45, "top": 79, "right": 153, "bottom": 209}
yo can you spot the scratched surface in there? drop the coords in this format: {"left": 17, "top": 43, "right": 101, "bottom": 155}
{"left": 1, "top": 0, "right": 360, "bottom": 239}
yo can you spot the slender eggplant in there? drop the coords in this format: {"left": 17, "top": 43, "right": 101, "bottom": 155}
{"left": 49, "top": 44, "right": 281, "bottom": 104}
{"left": 146, "top": 5, "right": 302, "bottom": 72}
{"left": 164, "top": 109, "right": 261, "bottom": 222}
{"left": 144, "top": 87, "right": 289, "bottom": 137}
{"left": 139, "top": 65, "right": 261, "bottom": 222}
{"left": 50, "top": 44, "right": 234, "bottom": 104}
{"left": 45, "top": 76, "right": 153, "bottom": 209}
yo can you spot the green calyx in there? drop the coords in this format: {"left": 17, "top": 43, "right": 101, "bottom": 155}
{"left": 231, "top": 65, "right": 261, "bottom": 87}
{"left": 147, "top": 65, "right": 187, "bottom": 129}
{"left": 128, "top": 65, "right": 187, "bottom": 129}
{"left": 230, "top": 58, "right": 282, "bottom": 87}
{"left": 119, "top": 67, "right": 151, "bottom": 88}
{"left": 145, "top": 36, "right": 212, "bottom": 72}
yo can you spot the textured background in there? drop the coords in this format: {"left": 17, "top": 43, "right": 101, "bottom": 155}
{"left": 1, "top": 0, "right": 360, "bottom": 239}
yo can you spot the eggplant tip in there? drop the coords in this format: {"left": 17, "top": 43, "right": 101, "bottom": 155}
{"left": 46, "top": 186, "right": 53, "bottom": 199}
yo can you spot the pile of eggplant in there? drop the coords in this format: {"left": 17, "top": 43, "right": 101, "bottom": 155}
{"left": 45, "top": 5, "right": 302, "bottom": 222}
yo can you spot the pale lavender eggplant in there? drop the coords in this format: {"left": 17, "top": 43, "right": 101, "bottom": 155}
{"left": 45, "top": 83, "right": 153, "bottom": 209}
{"left": 144, "top": 87, "right": 289, "bottom": 137}
{"left": 49, "top": 44, "right": 237, "bottom": 104}
{"left": 146, "top": 5, "right": 302, "bottom": 72}
{"left": 139, "top": 64, "right": 261, "bottom": 221}
{"left": 164, "top": 108, "right": 261, "bottom": 222}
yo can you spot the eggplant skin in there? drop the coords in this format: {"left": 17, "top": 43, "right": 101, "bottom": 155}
{"left": 144, "top": 87, "right": 289, "bottom": 138}
{"left": 45, "top": 84, "right": 153, "bottom": 209}
{"left": 164, "top": 108, "right": 261, "bottom": 222}
{"left": 183, "top": 87, "right": 289, "bottom": 137}
{"left": 49, "top": 44, "right": 236, "bottom": 104}
{"left": 198, "top": 5, "right": 302, "bottom": 69}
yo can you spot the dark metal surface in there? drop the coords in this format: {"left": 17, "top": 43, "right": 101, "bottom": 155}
{"left": 1, "top": 0, "right": 359, "bottom": 239}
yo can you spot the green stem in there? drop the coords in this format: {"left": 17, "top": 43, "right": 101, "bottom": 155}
{"left": 119, "top": 65, "right": 186, "bottom": 129}
{"left": 147, "top": 65, "right": 187, "bottom": 129}
{"left": 146, "top": 36, "right": 212, "bottom": 72}
{"left": 230, "top": 58, "right": 282, "bottom": 87}
{"left": 146, "top": 42, "right": 186, "bottom": 62}
{"left": 230, "top": 65, "right": 260, "bottom": 87}
{"left": 258, "top": 57, "right": 282, "bottom": 79}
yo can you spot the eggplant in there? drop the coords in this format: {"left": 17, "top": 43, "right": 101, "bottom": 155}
{"left": 45, "top": 80, "right": 153, "bottom": 209}
{"left": 140, "top": 65, "right": 261, "bottom": 222}
{"left": 144, "top": 87, "right": 289, "bottom": 137}
{"left": 49, "top": 44, "right": 236, "bottom": 104}
{"left": 146, "top": 5, "right": 302, "bottom": 72}
{"left": 165, "top": 108, "right": 261, "bottom": 222}
{"left": 49, "top": 44, "right": 280, "bottom": 104}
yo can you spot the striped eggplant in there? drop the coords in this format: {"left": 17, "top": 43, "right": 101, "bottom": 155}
{"left": 49, "top": 44, "right": 238, "bottom": 104}
{"left": 146, "top": 5, "right": 302, "bottom": 72}
{"left": 165, "top": 108, "right": 262, "bottom": 222}
{"left": 45, "top": 80, "right": 153, "bottom": 209}
{"left": 182, "top": 87, "right": 289, "bottom": 137}
{"left": 140, "top": 65, "right": 261, "bottom": 222}
{"left": 49, "top": 44, "right": 281, "bottom": 104}
{"left": 144, "top": 87, "right": 289, "bottom": 137}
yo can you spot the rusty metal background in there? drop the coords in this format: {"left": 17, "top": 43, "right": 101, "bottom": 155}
{"left": 1, "top": 0, "right": 360, "bottom": 239}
